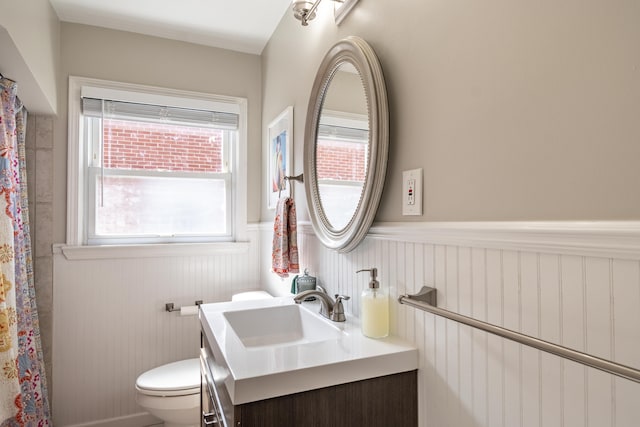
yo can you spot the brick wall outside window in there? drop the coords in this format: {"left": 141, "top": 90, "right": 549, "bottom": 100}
{"left": 102, "top": 121, "right": 364, "bottom": 181}
{"left": 103, "top": 119, "right": 224, "bottom": 173}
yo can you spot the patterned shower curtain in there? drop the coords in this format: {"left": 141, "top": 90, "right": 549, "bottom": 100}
{"left": 0, "top": 77, "right": 51, "bottom": 426}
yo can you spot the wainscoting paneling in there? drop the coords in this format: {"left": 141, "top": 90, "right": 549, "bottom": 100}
{"left": 54, "top": 221, "right": 640, "bottom": 426}
{"left": 261, "top": 222, "right": 640, "bottom": 427}
{"left": 52, "top": 230, "right": 261, "bottom": 427}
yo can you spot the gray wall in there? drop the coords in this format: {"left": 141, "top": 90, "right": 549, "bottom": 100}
{"left": 53, "top": 23, "right": 264, "bottom": 246}
{"left": 0, "top": 0, "right": 59, "bottom": 114}
{"left": 261, "top": 0, "right": 640, "bottom": 223}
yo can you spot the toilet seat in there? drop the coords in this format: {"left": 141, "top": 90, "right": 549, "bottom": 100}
{"left": 135, "top": 358, "right": 200, "bottom": 397}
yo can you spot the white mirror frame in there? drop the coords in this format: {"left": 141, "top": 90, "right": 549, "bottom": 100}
{"left": 304, "top": 36, "right": 389, "bottom": 253}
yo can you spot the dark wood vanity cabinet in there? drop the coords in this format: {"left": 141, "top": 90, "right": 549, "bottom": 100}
{"left": 236, "top": 370, "right": 417, "bottom": 427}
{"left": 201, "top": 333, "right": 417, "bottom": 427}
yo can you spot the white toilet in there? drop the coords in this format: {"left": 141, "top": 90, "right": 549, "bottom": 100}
{"left": 135, "top": 358, "right": 200, "bottom": 427}
{"left": 135, "top": 291, "right": 272, "bottom": 426}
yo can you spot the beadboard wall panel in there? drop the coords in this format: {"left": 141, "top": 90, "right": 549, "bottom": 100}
{"left": 53, "top": 222, "right": 640, "bottom": 427}
{"left": 52, "top": 230, "right": 261, "bottom": 427}
{"left": 261, "top": 222, "right": 640, "bottom": 427}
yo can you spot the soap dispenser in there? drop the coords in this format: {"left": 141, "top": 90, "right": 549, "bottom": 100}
{"left": 356, "top": 268, "right": 389, "bottom": 338}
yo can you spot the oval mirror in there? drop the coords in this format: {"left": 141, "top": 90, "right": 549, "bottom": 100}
{"left": 304, "top": 36, "right": 388, "bottom": 252}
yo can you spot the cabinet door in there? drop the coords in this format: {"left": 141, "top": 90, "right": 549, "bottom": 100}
{"left": 335, "top": 370, "right": 418, "bottom": 426}
{"left": 238, "top": 371, "right": 417, "bottom": 427}
{"left": 238, "top": 386, "right": 335, "bottom": 427}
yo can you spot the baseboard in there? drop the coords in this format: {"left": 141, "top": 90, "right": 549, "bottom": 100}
{"left": 64, "top": 412, "right": 161, "bottom": 427}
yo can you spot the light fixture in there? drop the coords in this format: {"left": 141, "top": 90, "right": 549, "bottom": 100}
{"left": 292, "top": 0, "right": 344, "bottom": 26}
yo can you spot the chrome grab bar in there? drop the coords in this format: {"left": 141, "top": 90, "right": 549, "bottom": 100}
{"left": 399, "top": 286, "right": 640, "bottom": 384}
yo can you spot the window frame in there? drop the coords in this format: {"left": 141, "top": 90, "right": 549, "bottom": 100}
{"left": 67, "top": 76, "right": 248, "bottom": 247}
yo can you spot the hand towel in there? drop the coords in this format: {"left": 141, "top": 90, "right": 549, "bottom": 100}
{"left": 272, "top": 197, "right": 300, "bottom": 278}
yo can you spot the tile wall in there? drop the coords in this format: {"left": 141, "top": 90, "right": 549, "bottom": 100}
{"left": 25, "top": 114, "right": 55, "bottom": 402}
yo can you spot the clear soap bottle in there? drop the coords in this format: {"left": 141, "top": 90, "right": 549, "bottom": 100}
{"left": 357, "top": 268, "right": 389, "bottom": 338}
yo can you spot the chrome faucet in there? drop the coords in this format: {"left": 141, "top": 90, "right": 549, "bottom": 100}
{"left": 293, "top": 287, "right": 350, "bottom": 322}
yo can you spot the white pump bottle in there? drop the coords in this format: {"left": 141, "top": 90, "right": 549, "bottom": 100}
{"left": 357, "top": 268, "right": 389, "bottom": 338}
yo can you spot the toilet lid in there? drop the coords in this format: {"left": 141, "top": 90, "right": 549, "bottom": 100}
{"left": 136, "top": 358, "right": 200, "bottom": 396}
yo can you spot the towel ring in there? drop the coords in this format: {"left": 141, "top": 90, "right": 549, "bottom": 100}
{"left": 279, "top": 174, "right": 304, "bottom": 199}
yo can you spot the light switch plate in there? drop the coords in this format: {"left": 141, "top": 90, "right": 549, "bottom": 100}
{"left": 402, "top": 168, "right": 423, "bottom": 216}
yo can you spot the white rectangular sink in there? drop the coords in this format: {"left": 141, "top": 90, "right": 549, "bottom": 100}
{"left": 200, "top": 297, "right": 418, "bottom": 405}
{"left": 223, "top": 304, "right": 342, "bottom": 347}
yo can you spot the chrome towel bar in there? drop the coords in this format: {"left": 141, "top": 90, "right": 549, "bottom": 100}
{"left": 399, "top": 286, "right": 640, "bottom": 384}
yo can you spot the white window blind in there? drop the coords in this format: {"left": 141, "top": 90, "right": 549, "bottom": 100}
{"left": 81, "top": 97, "right": 239, "bottom": 129}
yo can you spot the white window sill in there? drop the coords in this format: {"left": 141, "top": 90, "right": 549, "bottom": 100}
{"left": 54, "top": 241, "right": 250, "bottom": 260}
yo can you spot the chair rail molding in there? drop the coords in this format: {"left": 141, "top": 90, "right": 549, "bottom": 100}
{"left": 266, "top": 220, "right": 640, "bottom": 260}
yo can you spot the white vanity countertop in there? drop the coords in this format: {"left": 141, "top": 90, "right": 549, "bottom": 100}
{"left": 199, "top": 296, "right": 418, "bottom": 405}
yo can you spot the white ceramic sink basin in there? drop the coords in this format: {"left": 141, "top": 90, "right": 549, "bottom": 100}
{"left": 223, "top": 304, "right": 342, "bottom": 348}
{"left": 200, "top": 297, "right": 418, "bottom": 404}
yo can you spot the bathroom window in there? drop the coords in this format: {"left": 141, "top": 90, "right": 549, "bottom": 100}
{"left": 67, "top": 77, "right": 248, "bottom": 246}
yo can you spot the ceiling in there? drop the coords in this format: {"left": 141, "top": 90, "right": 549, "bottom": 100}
{"left": 49, "top": 0, "right": 293, "bottom": 55}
